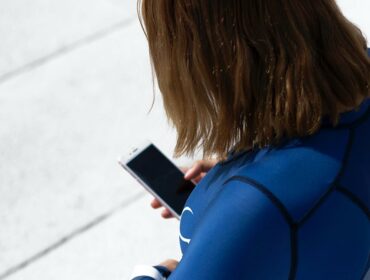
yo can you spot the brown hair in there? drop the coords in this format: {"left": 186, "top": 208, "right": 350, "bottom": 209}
{"left": 138, "top": 0, "right": 370, "bottom": 159}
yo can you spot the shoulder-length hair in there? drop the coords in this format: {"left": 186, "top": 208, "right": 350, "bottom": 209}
{"left": 138, "top": 0, "right": 370, "bottom": 159}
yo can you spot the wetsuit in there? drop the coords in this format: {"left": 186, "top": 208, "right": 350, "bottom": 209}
{"left": 131, "top": 50, "right": 370, "bottom": 280}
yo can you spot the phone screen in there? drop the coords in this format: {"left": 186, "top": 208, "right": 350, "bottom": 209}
{"left": 127, "top": 144, "right": 195, "bottom": 216}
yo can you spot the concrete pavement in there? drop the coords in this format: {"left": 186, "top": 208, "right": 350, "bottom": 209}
{"left": 0, "top": 1, "right": 188, "bottom": 279}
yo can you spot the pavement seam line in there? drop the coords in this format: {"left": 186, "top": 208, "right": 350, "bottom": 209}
{"left": 0, "top": 17, "right": 135, "bottom": 85}
{"left": 0, "top": 191, "right": 146, "bottom": 280}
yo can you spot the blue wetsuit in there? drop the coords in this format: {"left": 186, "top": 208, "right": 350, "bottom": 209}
{"left": 132, "top": 50, "right": 370, "bottom": 280}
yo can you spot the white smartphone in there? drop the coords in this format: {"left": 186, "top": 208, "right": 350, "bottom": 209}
{"left": 118, "top": 141, "right": 195, "bottom": 220}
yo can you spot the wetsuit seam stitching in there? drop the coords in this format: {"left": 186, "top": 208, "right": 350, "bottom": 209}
{"left": 289, "top": 225, "right": 299, "bottom": 280}
{"left": 223, "top": 176, "right": 298, "bottom": 280}
{"left": 335, "top": 184, "right": 370, "bottom": 220}
{"left": 298, "top": 128, "right": 354, "bottom": 226}
{"left": 223, "top": 176, "right": 294, "bottom": 224}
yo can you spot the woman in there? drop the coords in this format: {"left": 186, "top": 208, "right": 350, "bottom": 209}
{"left": 131, "top": 0, "right": 370, "bottom": 279}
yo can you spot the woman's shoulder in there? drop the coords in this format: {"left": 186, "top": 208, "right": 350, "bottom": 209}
{"left": 205, "top": 98, "right": 370, "bottom": 222}
{"left": 222, "top": 128, "right": 350, "bottom": 222}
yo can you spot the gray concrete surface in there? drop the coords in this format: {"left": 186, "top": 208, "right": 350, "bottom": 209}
{"left": 0, "top": 1, "right": 190, "bottom": 279}
{"left": 0, "top": 1, "right": 369, "bottom": 279}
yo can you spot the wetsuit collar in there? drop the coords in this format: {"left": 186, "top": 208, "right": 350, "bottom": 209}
{"left": 322, "top": 97, "right": 370, "bottom": 127}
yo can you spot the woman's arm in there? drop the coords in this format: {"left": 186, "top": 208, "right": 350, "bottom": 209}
{"left": 130, "top": 160, "right": 219, "bottom": 280}
{"left": 132, "top": 178, "right": 291, "bottom": 280}
{"left": 169, "top": 179, "right": 291, "bottom": 279}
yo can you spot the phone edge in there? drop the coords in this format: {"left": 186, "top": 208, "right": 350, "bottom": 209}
{"left": 118, "top": 152, "right": 181, "bottom": 220}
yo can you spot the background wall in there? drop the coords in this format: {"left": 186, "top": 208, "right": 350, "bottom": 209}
{"left": 337, "top": 0, "right": 370, "bottom": 39}
{"left": 0, "top": 1, "right": 368, "bottom": 279}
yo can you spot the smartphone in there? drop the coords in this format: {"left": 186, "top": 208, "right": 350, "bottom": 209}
{"left": 118, "top": 142, "right": 195, "bottom": 219}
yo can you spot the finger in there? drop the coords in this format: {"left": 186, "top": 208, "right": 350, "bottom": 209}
{"left": 184, "top": 164, "right": 201, "bottom": 180}
{"left": 159, "top": 259, "right": 179, "bottom": 271}
{"left": 161, "top": 208, "right": 174, "bottom": 219}
{"left": 151, "top": 198, "right": 162, "bottom": 209}
{"left": 184, "top": 160, "right": 215, "bottom": 180}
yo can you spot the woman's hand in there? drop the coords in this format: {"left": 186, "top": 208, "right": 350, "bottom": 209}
{"left": 159, "top": 259, "right": 179, "bottom": 272}
{"left": 150, "top": 159, "right": 219, "bottom": 219}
